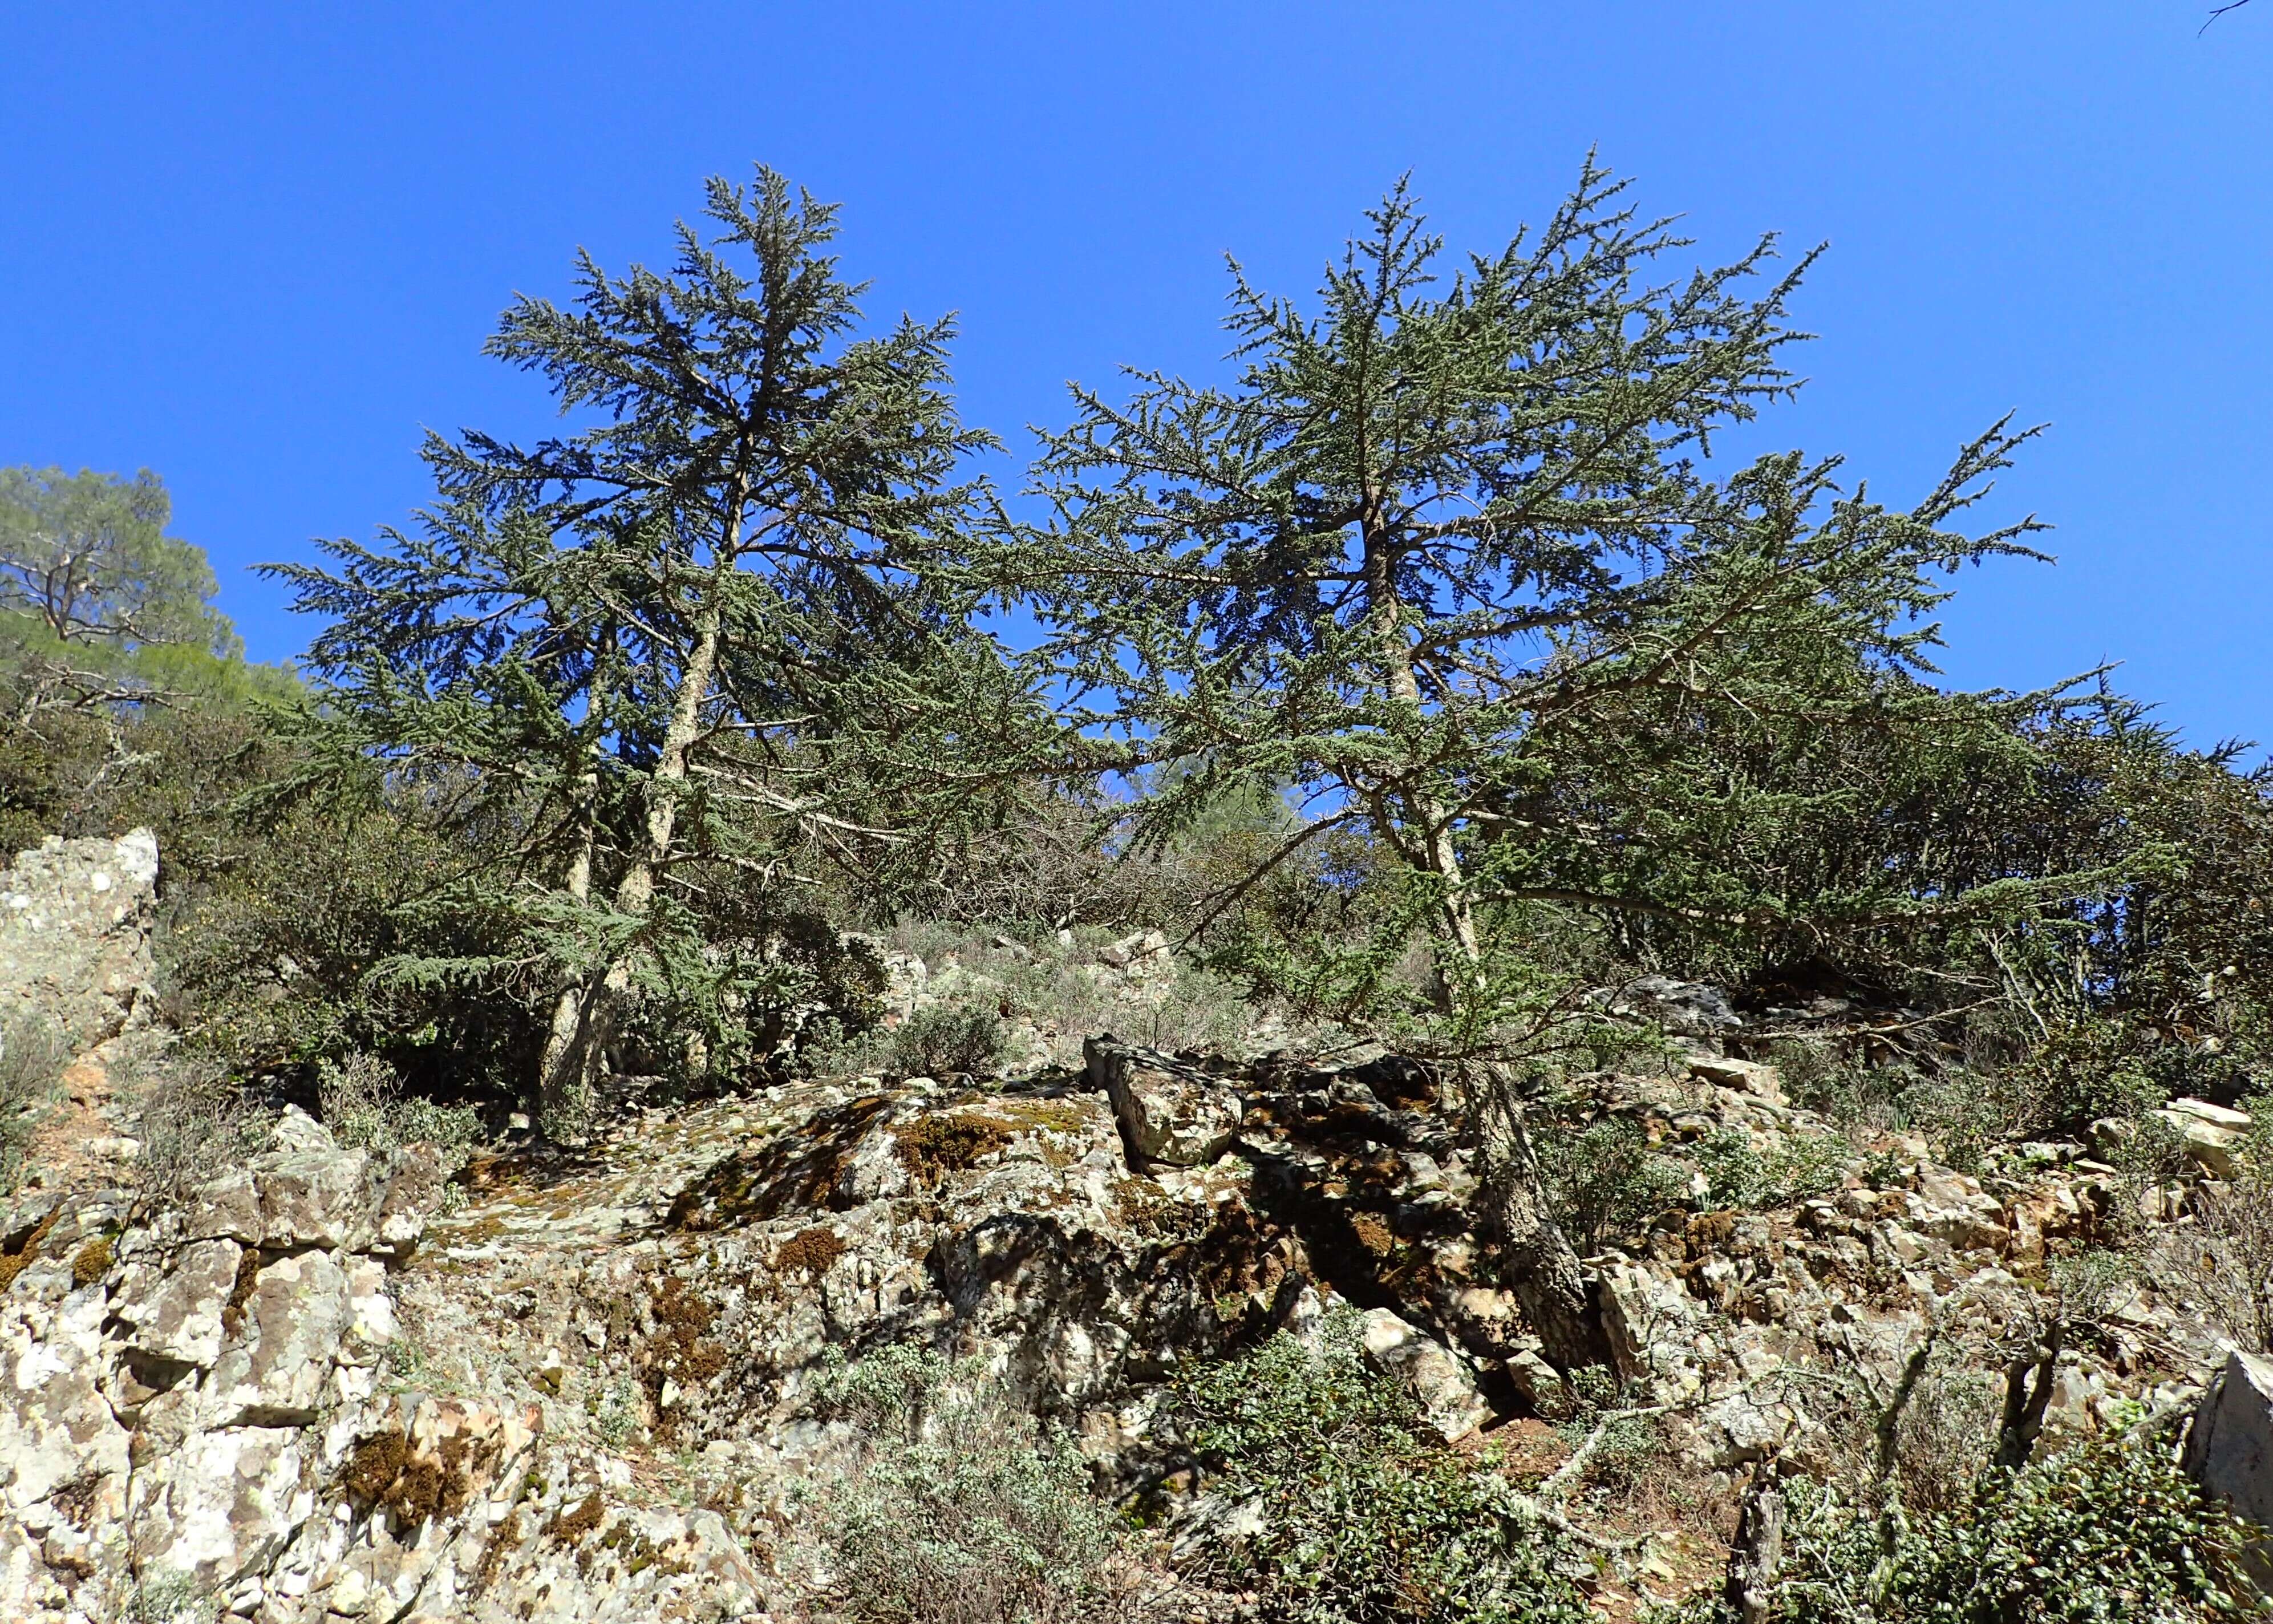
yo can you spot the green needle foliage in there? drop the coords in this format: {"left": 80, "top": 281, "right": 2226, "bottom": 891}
{"left": 0, "top": 465, "right": 239, "bottom": 660}
{"left": 269, "top": 168, "right": 1042, "bottom": 1137}
{"left": 0, "top": 465, "right": 252, "bottom": 723}
{"left": 0, "top": 464, "right": 295, "bottom": 869}
{"left": 1006, "top": 160, "right": 2113, "bottom": 1367}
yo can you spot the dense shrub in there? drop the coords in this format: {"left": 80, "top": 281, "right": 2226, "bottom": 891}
{"left": 0, "top": 1014, "right": 65, "bottom": 1193}
{"left": 159, "top": 801, "right": 539, "bottom": 1099}
{"left": 1164, "top": 1310, "right": 1590, "bottom": 1624}
{"left": 793, "top": 1344, "right": 1120, "bottom": 1624}
{"left": 879, "top": 1005, "right": 1007, "bottom": 1083}
{"left": 1761, "top": 1439, "right": 2263, "bottom": 1623}
{"left": 315, "top": 1050, "right": 483, "bottom": 1158}
{"left": 1689, "top": 1127, "right": 1850, "bottom": 1210}
{"left": 1536, "top": 1116, "right": 1687, "bottom": 1250}
{"left": 123, "top": 1046, "right": 274, "bottom": 1209}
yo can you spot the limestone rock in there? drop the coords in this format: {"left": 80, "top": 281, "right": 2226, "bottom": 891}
{"left": 0, "top": 1284, "right": 131, "bottom": 1513}
{"left": 1608, "top": 975, "right": 1743, "bottom": 1035}
{"left": 0, "top": 1014, "right": 2247, "bottom": 1623}
{"left": 204, "top": 1251, "right": 351, "bottom": 1426}
{"left": 1358, "top": 1308, "right": 1489, "bottom": 1440}
{"left": 2155, "top": 1097, "right": 2252, "bottom": 1179}
{"left": 1688, "top": 1055, "right": 1786, "bottom": 1105}
{"left": 112, "top": 1237, "right": 241, "bottom": 1368}
{"left": 125, "top": 1423, "right": 309, "bottom": 1592}
{"left": 1097, "top": 929, "right": 1173, "bottom": 979}
{"left": 253, "top": 1143, "right": 372, "bottom": 1249}
{"left": 0, "top": 828, "right": 159, "bottom": 1050}
{"left": 179, "top": 1109, "right": 439, "bottom": 1259}
{"left": 1086, "top": 1035, "right": 1243, "bottom": 1167}
{"left": 2185, "top": 1348, "right": 2273, "bottom": 1530}
{"left": 1909, "top": 1169, "right": 2009, "bottom": 1254}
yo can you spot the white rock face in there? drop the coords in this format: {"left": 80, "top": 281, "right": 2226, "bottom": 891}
{"left": 1359, "top": 1307, "right": 1489, "bottom": 1440}
{"left": 1, "top": 1284, "right": 132, "bottom": 1511}
{"left": 2185, "top": 1348, "right": 2273, "bottom": 1529}
{"left": 127, "top": 1423, "right": 310, "bottom": 1590}
{"left": 2155, "top": 1097, "right": 2252, "bottom": 1178}
{"left": 0, "top": 828, "right": 161, "bottom": 1048}
{"left": 205, "top": 1252, "right": 352, "bottom": 1426}
{"left": 0, "top": 875, "right": 2238, "bottom": 1624}
{"left": 0, "top": 1109, "right": 606, "bottom": 1624}
{"left": 1087, "top": 1035, "right": 1243, "bottom": 1166}
{"left": 113, "top": 1236, "right": 241, "bottom": 1368}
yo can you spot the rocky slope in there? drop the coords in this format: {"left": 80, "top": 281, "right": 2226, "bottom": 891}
{"left": 0, "top": 835, "right": 2262, "bottom": 1622}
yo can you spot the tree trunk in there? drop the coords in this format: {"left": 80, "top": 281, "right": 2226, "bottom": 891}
{"left": 1359, "top": 513, "right": 1608, "bottom": 1373}
{"left": 536, "top": 770, "right": 603, "bottom": 1139}
{"left": 561, "top": 532, "right": 736, "bottom": 1124}
{"left": 534, "top": 634, "right": 622, "bottom": 1141}
{"left": 611, "top": 594, "right": 722, "bottom": 921}
{"left": 1476, "top": 1070, "right": 1617, "bottom": 1371}
{"left": 1994, "top": 1319, "right": 2064, "bottom": 1473}
{"left": 1721, "top": 1466, "right": 1785, "bottom": 1624}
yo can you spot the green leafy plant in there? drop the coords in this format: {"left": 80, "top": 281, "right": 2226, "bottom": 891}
{"left": 125, "top": 1568, "right": 213, "bottom": 1624}
{"left": 794, "top": 1344, "right": 1118, "bottom": 1624}
{"left": 1536, "top": 1116, "right": 1686, "bottom": 1249}
{"left": 316, "top": 1049, "right": 483, "bottom": 1158}
{"left": 1764, "top": 1438, "right": 2264, "bottom": 1623}
{"left": 1164, "top": 1310, "right": 1590, "bottom": 1624}
{"left": 124, "top": 1047, "right": 274, "bottom": 1209}
{"left": 884, "top": 1004, "right": 1006, "bottom": 1082}
{"left": 1691, "top": 1127, "right": 1849, "bottom": 1210}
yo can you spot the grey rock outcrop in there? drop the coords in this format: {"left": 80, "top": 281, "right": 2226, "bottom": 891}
{"left": 0, "top": 1002, "right": 2242, "bottom": 1619}
{"left": 1607, "top": 974, "right": 1743, "bottom": 1036}
{"left": 0, "top": 830, "right": 159, "bottom": 1050}
{"left": 1087, "top": 1035, "right": 1245, "bottom": 1167}
{"left": 0, "top": 1105, "right": 769, "bottom": 1624}
{"left": 2185, "top": 1348, "right": 2273, "bottom": 1532}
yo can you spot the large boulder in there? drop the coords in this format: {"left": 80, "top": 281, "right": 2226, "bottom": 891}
{"left": 111, "top": 1237, "right": 241, "bottom": 1368}
{"left": 1085, "top": 1035, "right": 1243, "bottom": 1167}
{"left": 2155, "top": 1098, "right": 2252, "bottom": 1180}
{"left": 2185, "top": 1348, "right": 2273, "bottom": 1532}
{"left": 0, "top": 828, "right": 159, "bottom": 1050}
{"left": 1607, "top": 975, "right": 1743, "bottom": 1036}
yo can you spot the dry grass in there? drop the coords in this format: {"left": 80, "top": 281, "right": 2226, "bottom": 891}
{"left": 121, "top": 1046, "right": 272, "bottom": 1209}
{"left": 2148, "top": 1169, "right": 2273, "bottom": 1355}
{"left": 0, "top": 1013, "right": 66, "bottom": 1192}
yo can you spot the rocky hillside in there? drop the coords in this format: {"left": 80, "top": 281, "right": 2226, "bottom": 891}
{"left": 4, "top": 835, "right": 2271, "bottom": 1623}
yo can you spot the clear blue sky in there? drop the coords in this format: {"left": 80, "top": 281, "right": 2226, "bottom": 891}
{"left": 5, "top": 3, "right": 2268, "bottom": 747}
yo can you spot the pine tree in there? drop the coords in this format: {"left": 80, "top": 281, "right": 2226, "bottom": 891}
{"left": 1011, "top": 162, "right": 2056, "bottom": 1369}
{"left": 1, "top": 465, "right": 243, "bottom": 720}
{"left": 272, "top": 168, "right": 1018, "bottom": 1137}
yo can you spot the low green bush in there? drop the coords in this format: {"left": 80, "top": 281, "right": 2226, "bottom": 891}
{"left": 1759, "top": 1438, "right": 2263, "bottom": 1623}
{"left": 124, "top": 1047, "right": 273, "bottom": 1209}
{"left": 1164, "top": 1310, "right": 1590, "bottom": 1624}
{"left": 1691, "top": 1127, "right": 1849, "bottom": 1210}
{"left": 794, "top": 1344, "right": 1119, "bottom": 1624}
{"left": 1537, "top": 1116, "right": 1687, "bottom": 1250}
{"left": 315, "top": 1050, "right": 482, "bottom": 1157}
{"left": 884, "top": 1003, "right": 1006, "bottom": 1082}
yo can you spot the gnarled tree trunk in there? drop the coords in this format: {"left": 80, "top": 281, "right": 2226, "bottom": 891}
{"left": 1722, "top": 1465, "right": 1786, "bottom": 1624}
{"left": 1474, "top": 1068, "right": 1616, "bottom": 1372}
